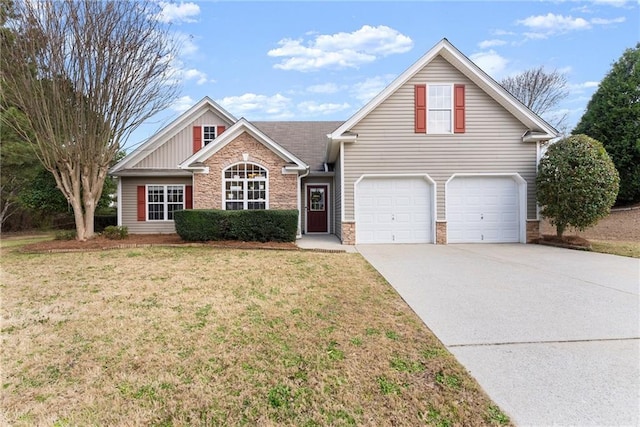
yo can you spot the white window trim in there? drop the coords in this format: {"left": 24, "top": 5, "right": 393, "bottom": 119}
{"left": 427, "top": 83, "right": 454, "bottom": 135}
{"left": 202, "top": 125, "right": 218, "bottom": 146}
{"left": 146, "top": 184, "right": 186, "bottom": 222}
{"left": 222, "top": 162, "right": 269, "bottom": 210}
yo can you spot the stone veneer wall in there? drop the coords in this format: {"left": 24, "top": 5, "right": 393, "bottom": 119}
{"left": 435, "top": 221, "right": 447, "bottom": 244}
{"left": 526, "top": 220, "right": 540, "bottom": 243}
{"left": 341, "top": 221, "right": 355, "bottom": 245}
{"left": 193, "top": 132, "right": 298, "bottom": 210}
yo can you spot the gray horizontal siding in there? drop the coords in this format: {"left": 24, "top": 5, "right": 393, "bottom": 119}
{"left": 134, "top": 110, "right": 227, "bottom": 169}
{"left": 120, "top": 176, "right": 193, "bottom": 234}
{"left": 343, "top": 55, "right": 537, "bottom": 221}
{"left": 334, "top": 154, "right": 342, "bottom": 239}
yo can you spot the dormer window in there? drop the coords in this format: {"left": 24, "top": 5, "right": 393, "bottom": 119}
{"left": 203, "top": 126, "right": 217, "bottom": 145}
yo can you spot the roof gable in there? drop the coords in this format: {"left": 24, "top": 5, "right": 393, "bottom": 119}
{"left": 327, "top": 38, "right": 558, "bottom": 160}
{"left": 178, "top": 118, "right": 308, "bottom": 171}
{"left": 110, "top": 96, "right": 237, "bottom": 174}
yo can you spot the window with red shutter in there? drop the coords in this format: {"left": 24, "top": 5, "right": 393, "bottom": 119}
{"left": 193, "top": 126, "right": 202, "bottom": 153}
{"left": 137, "top": 186, "right": 146, "bottom": 221}
{"left": 454, "top": 84, "right": 466, "bottom": 133}
{"left": 414, "top": 85, "right": 427, "bottom": 133}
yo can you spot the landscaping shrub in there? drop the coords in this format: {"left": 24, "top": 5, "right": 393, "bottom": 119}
{"left": 94, "top": 214, "right": 117, "bottom": 232}
{"left": 174, "top": 209, "right": 298, "bottom": 242}
{"left": 537, "top": 134, "right": 619, "bottom": 238}
{"left": 54, "top": 229, "right": 76, "bottom": 240}
{"left": 102, "top": 225, "right": 128, "bottom": 240}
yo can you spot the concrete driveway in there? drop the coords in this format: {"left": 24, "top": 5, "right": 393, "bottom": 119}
{"left": 357, "top": 244, "right": 640, "bottom": 426}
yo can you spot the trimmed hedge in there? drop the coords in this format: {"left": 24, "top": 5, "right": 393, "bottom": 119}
{"left": 174, "top": 209, "right": 298, "bottom": 242}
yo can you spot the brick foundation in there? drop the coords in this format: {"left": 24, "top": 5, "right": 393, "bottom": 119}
{"left": 436, "top": 221, "right": 447, "bottom": 244}
{"left": 341, "top": 221, "right": 355, "bottom": 245}
{"left": 526, "top": 220, "right": 540, "bottom": 243}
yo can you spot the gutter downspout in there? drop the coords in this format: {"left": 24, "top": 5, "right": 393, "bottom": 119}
{"left": 297, "top": 166, "right": 310, "bottom": 238}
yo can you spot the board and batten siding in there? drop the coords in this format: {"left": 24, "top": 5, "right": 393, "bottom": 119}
{"left": 133, "top": 111, "right": 226, "bottom": 169}
{"left": 121, "top": 176, "right": 193, "bottom": 234}
{"left": 343, "top": 55, "right": 537, "bottom": 222}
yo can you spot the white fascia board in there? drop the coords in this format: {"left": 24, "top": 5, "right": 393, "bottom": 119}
{"left": 111, "top": 97, "right": 237, "bottom": 173}
{"left": 326, "top": 133, "right": 357, "bottom": 163}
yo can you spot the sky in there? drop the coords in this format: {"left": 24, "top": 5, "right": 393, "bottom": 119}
{"left": 127, "top": 0, "right": 639, "bottom": 151}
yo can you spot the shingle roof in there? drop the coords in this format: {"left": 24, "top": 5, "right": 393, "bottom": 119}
{"left": 252, "top": 121, "right": 344, "bottom": 172}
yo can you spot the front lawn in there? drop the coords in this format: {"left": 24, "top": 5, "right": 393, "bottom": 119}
{"left": 1, "top": 245, "right": 510, "bottom": 426}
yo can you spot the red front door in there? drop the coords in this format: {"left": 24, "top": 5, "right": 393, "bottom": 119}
{"left": 307, "top": 185, "right": 328, "bottom": 233}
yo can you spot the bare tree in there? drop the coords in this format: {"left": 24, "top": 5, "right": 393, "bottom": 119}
{"left": 501, "top": 67, "right": 569, "bottom": 133}
{"left": 1, "top": 0, "right": 179, "bottom": 240}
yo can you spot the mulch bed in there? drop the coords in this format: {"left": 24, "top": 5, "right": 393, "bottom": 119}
{"left": 534, "top": 234, "right": 593, "bottom": 251}
{"left": 20, "top": 234, "right": 300, "bottom": 253}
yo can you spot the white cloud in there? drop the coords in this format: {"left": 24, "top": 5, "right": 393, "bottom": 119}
{"left": 297, "top": 101, "right": 351, "bottom": 115}
{"left": 591, "top": 16, "right": 626, "bottom": 24}
{"left": 592, "top": 0, "right": 629, "bottom": 7}
{"left": 172, "top": 95, "right": 194, "bottom": 113}
{"left": 517, "top": 13, "right": 626, "bottom": 39}
{"left": 218, "top": 93, "right": 293, "bottom": 118}
{"left": 175, "top": 32, "right": 199, "bottom": 56}
{"left": 268, "top": 25, "right": 413, "bottom": 71}
{"left": 307, "top": 83, "right": 340, "bottom": 94}
{"left": 478, "top": 39, "right": 507, "bottom": 49}
{"left": 155, "top": 1, "right": 200, "bottom": 24}
{"left": 184, "top": 68, "right": 209, "bottom": 85}
{"left": 350, "top": 74, "right": 396, "bottom": 103}
{"left": 469, "top": 50, "right": 509, "bottom": 79}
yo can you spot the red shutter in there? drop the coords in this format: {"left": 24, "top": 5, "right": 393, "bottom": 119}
{"left": 454, "top": 84, "right": 466, "bottom": 133}
{"left": 414, "top": 84, "right": 427, "bottom": 133}
{"left": 193, "top": 126, "right": 202, "bottom": 153}
{"left": 137, "top": 186, "right": 146, "bottom": 221}
{"left": 216, "top": 125, "right": 226, "bottom": 136}
{"left": 185, "top": 185, "right": 193, "bottom": 209}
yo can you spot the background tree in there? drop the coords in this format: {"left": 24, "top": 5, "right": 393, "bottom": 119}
{"left": 501, "top": 66, "right": 569, "bottom": 133}
{"left": 573, "top": 43, "right": 640, "bottom": 205}
{"left": 0, "top": 107, "right": 41, "bottom": 227}
{"left": 1, "top": 0, "right": 179, "bottom": 240}
{"left": 536, "top": 134, "right": 619, "bottom": 238}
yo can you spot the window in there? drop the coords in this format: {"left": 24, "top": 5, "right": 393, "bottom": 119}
{"left": 147, "top": 185, "right": 184, "bottom": 220}
{"left": 428, "top": 84, "right": 452, "bottom": 133}
{"left": 203, "top": 126, "right": 217, "bottom": 145}
{"left": 224, "top": 163, "right": 267, "bottom": 210}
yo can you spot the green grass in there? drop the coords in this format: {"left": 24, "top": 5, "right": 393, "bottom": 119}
{"left": 1, "top": 243, "right": 511, "bottom": 426}
{"left": 590, "top": 240, "right": 640, "bottom": 258}
{"left": 0, "top": 233, "right": 54, "bottom": 248}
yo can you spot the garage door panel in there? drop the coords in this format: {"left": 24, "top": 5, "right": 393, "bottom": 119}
{"left": 356, "top": 177, "right": 433, "bottom": 244}
{"left": 447, "top": 176, "right": 521, "bottom": 243}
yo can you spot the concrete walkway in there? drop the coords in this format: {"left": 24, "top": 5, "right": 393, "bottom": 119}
{"left": 296, "top": 234, "right": 357, "bottom": 253}
{"left": 357, "top": 243, "right": 640, "bottom": 426}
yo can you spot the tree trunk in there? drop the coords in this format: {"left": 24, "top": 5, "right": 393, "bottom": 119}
{"left": 556, "top": 223, "right": 565, "bottom": 239}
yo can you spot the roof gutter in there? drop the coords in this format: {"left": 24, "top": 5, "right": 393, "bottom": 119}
{"left": 522, "top": 130, "right": 555, "bottom": 143}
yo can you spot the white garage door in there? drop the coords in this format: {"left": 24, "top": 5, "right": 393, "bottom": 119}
{"left": 356, "top": 177, "right": 432, "bottom": 244}
{"left": 447, "top": 176, "right": 520, "bottom": 243}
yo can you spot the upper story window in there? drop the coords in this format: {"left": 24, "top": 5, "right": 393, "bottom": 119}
{"left": 203, "top": 126, "right": 217, "bottom": 145}
{"left": 428, "top": 85, "right": 452, "bottom": 133}
{"left": 224, "top": 163, "right": 268, "bottom": 210}
{"left": 414, "top": 83, "right": 465, "bottom": 134}
{"left": 147, "top": 185, "right": 184, "bottom": 221}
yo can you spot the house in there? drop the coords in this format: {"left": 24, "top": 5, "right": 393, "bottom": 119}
{"left": 110, "top": 38, "right": 558, "bottom": 245}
